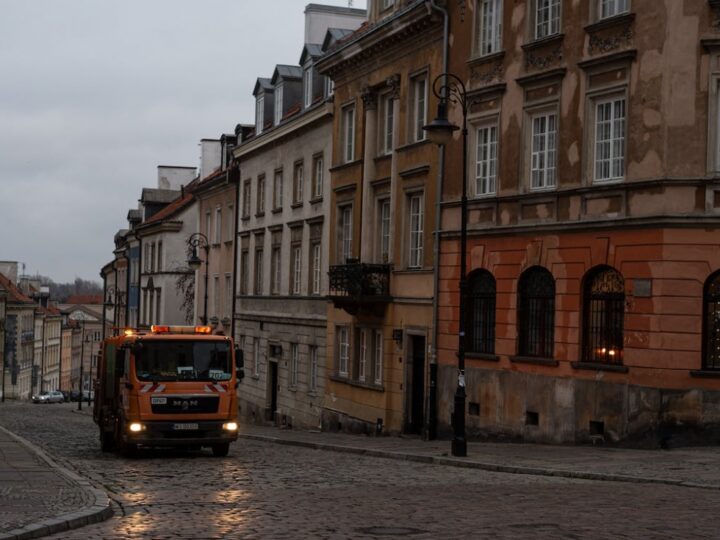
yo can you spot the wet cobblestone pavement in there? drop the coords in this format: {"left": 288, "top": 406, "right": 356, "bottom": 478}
{"left": 1, "top": 401, "right": 720, "bottom": 539}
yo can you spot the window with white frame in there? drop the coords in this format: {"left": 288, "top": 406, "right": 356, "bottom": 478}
{"left": 240, "top": 249, "right": 249, "bottom": 295}
{"left": 293, "top": 162, "right": 304, "bottom": 204}
{"left": 594, "top": 97, "right": 626, "bottom": 182}
{"left": 379, "top": 198, "right": 391, "bottom": 263}
{"left": 408, "top": 193, "right": 424, "bottom": 268}
{"left": 599, "top": 0, "right": 628, "bottom": 19}
{"left": 534, "top": 0, "right": 561, "bottom": 40}
{"left": 155, "top": 288, "right": 161, "bottom": 322}
{"left": 373, "top": 329, "right": 383, "bottom": 384}
{"left": 326, "top": 76, "right": 334, "bottom": 97}
{"left": 273, "top": 170, "right": 283, "bottom": 210}
{"left": 477, "top": 0, "right": 503, "bottom": 56}
{"left": 339, "top": 205, "right": 353, "bottom": 263}
{"left": 291, "top": 245, "right": 302, "bottom": 295}
{"left": 475, "top": 124, "right": 498, "bottom": 195}
{"left": 309, "top": 345, "right": 318, "bottom": 392}
{"left": 274, "top": 84, "right": 284, "bottom": 125}
{"left": 256, "top": 96, "right": 265, "bottom": 134}
{"left": 342, "top": 105, "right": 355, "bottom": 163}
{"left": 311, "top": 242, "right": 321, "bottom": 295}
{"left": 290, "top": 343, "right": 298, "bottom": 387}
{"left": 213, "top": 275, "right": 220, "bottom": 318}
{"left": 412, "top": 75, "right": 427, "bottom": 142}
{"left": 254, "top": 247, "right": 264, "bottom": 295}
{"left": 358, "top": 329, "right": 367, "bottom": 381}
{"left": 382, "top": 94, "right": 394, "bottom": 154}
{"left": 242, "top": 181, "right": 251, "bottom": 218}
{"left": 337, "top": 326, "right": 349, "bottom": 376}
{"left": 224, "top": 274, "right": 232, "bottom": 319}
{"left": 257, "top": 174, "right": 266, "bottom": 214}
{"left": 382, "top": 0, "right": 394, "bottom": 9}
{"left": 226, "top": 205, "right": 234, "bottom": 240}
{"left": 253, "top": 337, "right": 260, "bottom": 376}
{"left": 312, "top": 155, "right": 323, "bottom": 199}
{"left": 271, "top": 246, "right": 281, "bottom": 295}
{"left": 157, "top": 241, "right": 162, "bottom": 271}
{"left": 214, "top": 207, "right": 222, "bottom": 244}
{"left": 530, "top": 112, "right": 557, "bottom": 189}
{"left": 303, "top": 67, "right": 313, "bottom": 108}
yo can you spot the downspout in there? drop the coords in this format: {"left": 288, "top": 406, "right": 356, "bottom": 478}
{"left": 426, "top": 0, "right": 449, "bottom": 441}
{"left": 231, "top": 162, "right": 240, "bottom": 342}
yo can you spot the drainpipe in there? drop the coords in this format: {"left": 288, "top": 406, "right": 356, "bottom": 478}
{"left": 425, "top": 0, "right": 449, "bottom": 441}
{"left": 231, "top": 161, "right": 240, "bottom": 342}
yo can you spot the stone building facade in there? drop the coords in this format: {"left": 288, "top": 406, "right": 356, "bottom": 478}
{"left": 436, "top": 0, "right": 720, "bottom": 444}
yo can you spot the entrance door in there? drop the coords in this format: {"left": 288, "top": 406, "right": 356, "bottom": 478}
{"left": 267, "top": 361, "right": 278, "bottom": 423}
{"left": 405, "top": 335, "right": 426, "bottom": 434}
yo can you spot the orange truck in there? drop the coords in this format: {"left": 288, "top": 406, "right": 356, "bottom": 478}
{"left": 93, "top": 325, "right": 243, "bottom": 457}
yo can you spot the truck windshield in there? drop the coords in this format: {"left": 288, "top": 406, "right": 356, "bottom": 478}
{"left": 134, "top": 340, "right": 232, "bottom": 382}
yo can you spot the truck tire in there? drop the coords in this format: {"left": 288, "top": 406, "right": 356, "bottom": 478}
{"left": 211, "top": 443, "right": 230, "bottom": 457}
{"left": 99, "top": 429, "right": 115, "bottom": 452}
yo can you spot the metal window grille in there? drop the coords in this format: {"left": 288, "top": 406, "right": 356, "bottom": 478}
{"left": 466, "top": 270, "right": 496, "bottom": 354}
{"left": 704, "top": 272, "right": 720, "bottom": 370}
{"left": 518, "top": 267, "right": 555, "bottom": 358}
{"left": 582, "top": 267, "right": 625, "bottom": 364}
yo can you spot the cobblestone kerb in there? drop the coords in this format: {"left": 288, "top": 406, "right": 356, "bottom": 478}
{"left": 0, "top": 425, "right": 113, "bottom": 540}
{"left": 237, "top": 433, "right": 720, "bottom": 492}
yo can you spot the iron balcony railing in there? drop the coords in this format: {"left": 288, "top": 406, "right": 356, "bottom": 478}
{"left": 328, "top": 262, "right": 391, "bottom": 314}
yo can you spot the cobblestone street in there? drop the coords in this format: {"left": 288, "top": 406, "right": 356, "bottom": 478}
{"left": 1, "top": 402, "right": 719, "bottom": 539}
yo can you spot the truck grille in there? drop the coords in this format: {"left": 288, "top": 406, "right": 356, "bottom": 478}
{"left": 150, "top": 395, "right": 219, "bottom": 414}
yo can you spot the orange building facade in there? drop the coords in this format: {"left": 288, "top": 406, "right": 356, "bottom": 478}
{"left": 436, "top": 0, "right": 720, "bottom": 444}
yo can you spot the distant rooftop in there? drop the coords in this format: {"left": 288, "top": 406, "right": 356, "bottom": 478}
{"left": 140, "top": 188, "right": 181, "bottom": 204}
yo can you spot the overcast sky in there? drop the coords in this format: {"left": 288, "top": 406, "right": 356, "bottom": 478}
{"left": 0, "top": 0, "right": 366, "bottom": 283}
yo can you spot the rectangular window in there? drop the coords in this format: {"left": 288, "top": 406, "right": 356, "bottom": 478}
{"left": 337, "top": 326, "right": 349, "bottom": 376}
{"left": 309, "top": 346, "right": 318, "bottom": 392}
{"left": 530, "top": 112, "right": 557, "bottom": 189}
{"left": 256, "top": 96, "right": 264, "bottom": 134}
{"left": 326, "top": 76, "right": 334, "bottom": 97}
{"left": 205, "top": 212, "right": 211, "bottom": 239}
{"left": 213, "top": 275, "right": 220, "bottom": 318}
{"left": 150, "top": 243, "right": 156, "bottom": 272}
{"left": 304, "top": 67, "right": 313, "bottom": 108}
{"left": 253, "top": 337, "right": 260, "bottom": 376}
{"left": 342, "top": 105, "right": 356, "bottom": 163}
{"left": 214, "top": 207, "right": 222, "bottom": 244}
{"left": 477, "top": 0, "right": 503, "bottom": 56}
{"left": 412, "top": 76, "right": 427, "bottom": 142}
{"left": 311, "top": 242, "right": 321, "bottom": 295}
{"left": 274, "top": 84, "right": 284, "bottom": 125}
{"left": 379, "top": 199, "right": 391, "bottom": 263}
{"left": 358, "top": 329, "right": 367, "bottom": 381}
{"left": 155, "top": 288, "right": 161, "bottom": 323}
{"left": 599, "top": 0, "right": 628, "bottom": 19}
{"left": 257, "top": 174, "right": 266, "bottom": 215}
{"left": 240, "top": 249, "right": 249, "bottom": 295}
{"left": 373, "top": 330, "right": 383, "bottom": 384}
{"left": 225, "top": 274, "right": 232, "bottom": 319}
{"left": 291, "top": 245, "right": 302, "bottom": 295}
{"left": 408, "top": 194, "right": 424, "bottom": 268}
{"left": 273, "top": 170, "right": 283, "bottom": 210}
{"left": 312, "top": 155, "right": 323, "bottom": 199}
{"left": 271, "top": 247, "right": 281, "bottom": 295}
{"left": 535, "top": 0, "right": 561, "bottom": 40}
{"left": 226, "top": 205, "right": 234, "bottom": 241}
{"left": 339, "top": 206, "right": 353, "bottom": 263}
{"left": 594, "top": 98, "right": 626, "bottom": 182}
{"left": 157, "top": 241, "right": 162, "bottom": 271}
{"left": 254, "top": 248, "right": 264, "bottom": 295}
{"left": 382, "top": 0, "right": 394, "bottom": 8}
{"left": 242, "top": 181, "right": 251, "bottom": 218}
{"left": 290, "top": 343, "right": 298, "bottom": 387}
{"left": 382, "top": 94, "right": 394, "bottom": 154}
{"left": 475, "top": 124, "right": 498, "bottom": 195}
{"left": 293, "top": 162, "right": 304, "bottom": 204}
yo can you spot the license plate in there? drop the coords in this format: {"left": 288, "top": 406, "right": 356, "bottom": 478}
{"left": 173, "top": 423, "right": 199, "bottom": 430}
{"left": 151, "top": 397, "right": 167, "bottom": 405}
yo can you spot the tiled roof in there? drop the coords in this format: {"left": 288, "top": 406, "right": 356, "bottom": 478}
{"left": 0, "top": 272, "right": 34, "bottom": 304}
{"left": 65, "top": 295, "right": 103, "bottom": 305}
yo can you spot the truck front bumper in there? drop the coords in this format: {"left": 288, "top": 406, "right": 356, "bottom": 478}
{"left": 123, "top": 420, "right": 238, "bottom": 447}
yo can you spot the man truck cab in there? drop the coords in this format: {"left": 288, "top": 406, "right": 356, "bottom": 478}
{"left": 93, "top": 325, "right": 243, "bottom": 457}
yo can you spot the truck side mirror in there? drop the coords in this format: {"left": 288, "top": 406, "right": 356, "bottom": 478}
{"left": 236, "top": 368, "right": 245, "bottom": 381}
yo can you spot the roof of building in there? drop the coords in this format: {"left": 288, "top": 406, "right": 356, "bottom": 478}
{"left": 140, "top": 188, "right": 181, "bottom": 204}
{"left": 127, "top": 209, "right": 142, "bottom": 222}
{"left": 65, "top": 294, "right": 103, "bottom": 305}
{"left": 322, "top": 27, "right": 356, "bottom": 51}
{"left": 0, "top": 272, "right": 34, "bottom": 305}
{"left": 139, "top": 192, "right": 195, "bottom": 227}
{"left": 271, "top": 64, "right": 303, "bottom": 85}
{"left": 305, "top": 3, "right": 366, "bottom": 16}
{"left": 253, "top": 77, "right": 274, "bottom": 96}
{"left": 300, "top": 43, "right": 324, "bottom": 65}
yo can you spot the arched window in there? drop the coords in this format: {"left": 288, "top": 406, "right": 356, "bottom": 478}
{"left": 517, "top": 266, "right": 555, "bottom": 358}
{"left": 466, "top": 270, "right": 496, "bottom": 355}
{"left": 582, "top": 266, "right": 625, "bottom": 364}
{"left": 703, "top": 271, "right": 720, "bottom": 370}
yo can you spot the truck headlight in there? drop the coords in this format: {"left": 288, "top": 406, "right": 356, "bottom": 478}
{"left": 223, "top": 422, "right": 238, "bottom": 431}
{"left": 129, "top": 423, "right": 144, "bottom": 432}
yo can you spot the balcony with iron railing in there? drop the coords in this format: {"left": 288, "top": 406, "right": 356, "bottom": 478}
{"left": 328, "top": 260, "right": 392, "bottom": 316}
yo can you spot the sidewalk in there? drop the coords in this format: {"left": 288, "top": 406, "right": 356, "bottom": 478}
{"left": 0, "top": 426, "right": 111, "bottom": 540}
{"left": 237, "top": 424, "right": 720, "bottom": 490}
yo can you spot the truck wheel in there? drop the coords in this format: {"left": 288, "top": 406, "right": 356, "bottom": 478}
{"left": 211, "top": 443, "right": 230, "bottom": 457}
{"left": 99, "top": 430, "right": 115, "bottom": 452}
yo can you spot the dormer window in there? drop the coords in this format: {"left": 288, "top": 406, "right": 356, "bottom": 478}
{"left": 274, "top": 84, "right": 284, "bottom": 126}
{"left": 326, "top": 76, "right": 334, "bottom": 97}
{"left": 304, "top": 67, "right": 313, "bottom": 108}
{"left": 256, "top": 96, "right": 265, "bottom": 135}
{"left": 382, "top": 0, "right": 394, "bottom": 10}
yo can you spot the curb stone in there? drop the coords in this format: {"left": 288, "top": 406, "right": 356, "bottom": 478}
{"left": 0, "top": 425, "right": 113, "bottom": 540}
{"left": 237, "top": 433, "right": 720, "bottom": 492}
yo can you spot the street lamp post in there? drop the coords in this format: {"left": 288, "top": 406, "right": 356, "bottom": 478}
{"left": 424, "top": 72, "right": 468, "bottom": 458}
{"left": 187, "top": 232, "right": 210, "bottom": 325}
{"left": 86, "top": 334, "right": 94, "bottom": 406}
{"left": 77, "top": 321, "right": 85, "bottom": 411}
